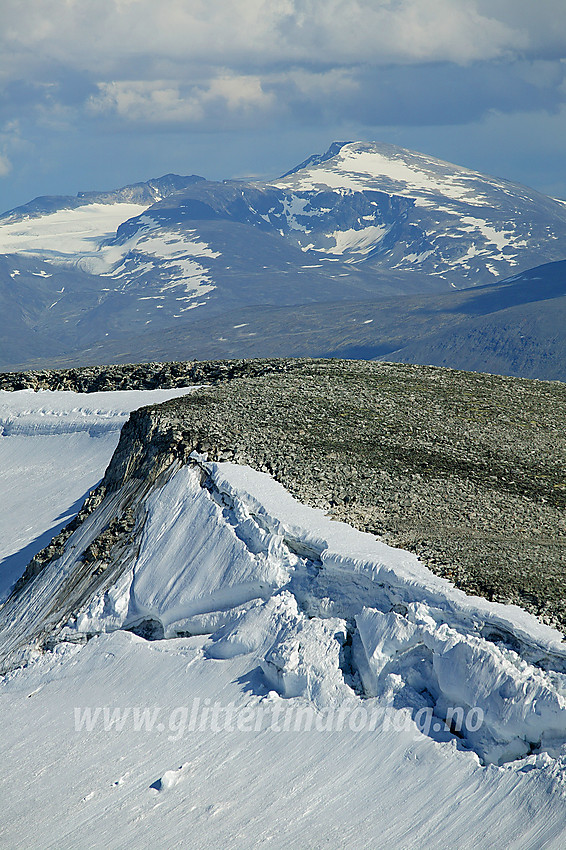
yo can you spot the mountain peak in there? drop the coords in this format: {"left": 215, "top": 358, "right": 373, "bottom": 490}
{"left": 274, "top": 139, "right": 560, "bottom": 212}
{"left": 278, "top": 141, "right": 352, "bottom": 179}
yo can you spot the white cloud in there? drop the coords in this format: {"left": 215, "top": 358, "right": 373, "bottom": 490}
{"left": 280, "top": 68, "right": 360, "bottom": 99}
{"left": 88, "top": 82, "right": 204, "bottom": 124}
{"left": 1, "top": 0, "right": 566, "bottom": 199}
{"left": 270, "top": 0, "right": 528, "bottom": 65}
{"left": 205, "top": 76, "right": 275, "bottom": 112}
{"left": 2, "top": 0, "right": 565, "bottom": 134}
{"left": 87, "top": 75, "right": 275, "bottom": 125}
{"left": 474, "top": 0, "right": 566, "bottom": 59}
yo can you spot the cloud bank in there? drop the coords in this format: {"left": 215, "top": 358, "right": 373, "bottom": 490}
{"left": 2, "top": 0, "right": 566, "bottom": 129}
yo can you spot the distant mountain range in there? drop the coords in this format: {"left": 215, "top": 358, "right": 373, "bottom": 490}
{"left": 1, "top": 141, "right": 565, "bottom": 378}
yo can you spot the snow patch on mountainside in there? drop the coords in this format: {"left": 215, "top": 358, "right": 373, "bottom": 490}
{"left": 458, "top": 216, "right": 527, "bottom": 257}
{"left": 321, "top": 223, "right": 390, "bottom": 257}
{"left": 81, "top": 216, "right": 219, "bottom": 306}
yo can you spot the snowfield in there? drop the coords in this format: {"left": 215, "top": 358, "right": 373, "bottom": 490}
{"left": 0, "top": 202, "right": 220, "bottom": 311}
{"left": 1, "top": 389, "right": 565, "bottom": 848}
{"left": 0, "top": 203, "right": 149, "bottom": 258}
{"left": 277, "top": 142, "right": 510, "bottom": 205}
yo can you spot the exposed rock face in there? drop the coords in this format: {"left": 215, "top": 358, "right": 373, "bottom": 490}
{"left": 1, "top": 357, "right": 565, "bottom": 670}
{"left": 110, "top": 358, "right": 566, "bottom": 629}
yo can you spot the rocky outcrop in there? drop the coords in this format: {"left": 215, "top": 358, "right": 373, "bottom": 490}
{"left": 0, "top": 357, "right": 309, "bottom": 393}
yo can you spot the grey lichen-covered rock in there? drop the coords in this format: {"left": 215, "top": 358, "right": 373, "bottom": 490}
{"left": 0, "top": 358, "right": 309, "bottom": 393}
{"left": 3, "top": 356, "right": 566, "bottom": 634}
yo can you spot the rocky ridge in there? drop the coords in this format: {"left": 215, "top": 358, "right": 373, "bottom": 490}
{"left": 3, "top": 357, "right": 565, "bottom": 635}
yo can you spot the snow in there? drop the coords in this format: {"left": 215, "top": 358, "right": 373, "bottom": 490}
{"left": 0, "top": 203, "right": 148, "bottom": 258}
{"left": 97, "top": 220, "right": 221, "bottom": 275}
{"left": 63, "top": 457, "right": 566, "bottom": 766}
{"left": 457, "top": 215, "right": 527, "bottom": 263}
{"left": 280, "top": 195, "right": 313, "bottom": 232}
{"left": 0, "top": 387, "right": 199, "bottom": 602}
{"left": 91, "top": 218, "right": 218, "bottom": 303}
{"left": 270, "top": 142, "right": 548, "bottom": 274}
{"left": 123, "top": 466, "right": 291, "bottom": 632}
{"left": 3, "top": 627, "right": 565, "bottom": 849}
{"left": 0, "top": 204, "right": 218, "bottom": 306}
{"left": 401, "top": 249, "right": 434, "bottom": 264}
{"left": 0, "top": 392, "right": 565, "bottom": 847}
{"left": 320, "top": 224, "right": 389, "bottom": 256}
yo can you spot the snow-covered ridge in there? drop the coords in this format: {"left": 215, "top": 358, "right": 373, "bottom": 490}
{"left": 3, "top": 141, "right": 566, "bottom": 363}
{"left": 275, "top": 141, "right": 522, "bottom": 205}
{"left": 93, "top": 216, "right": 219, "bottom": 308}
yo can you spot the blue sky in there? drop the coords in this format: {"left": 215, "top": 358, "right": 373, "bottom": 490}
{"left": 1, "top": 0, "right": 566, "bottom": 211}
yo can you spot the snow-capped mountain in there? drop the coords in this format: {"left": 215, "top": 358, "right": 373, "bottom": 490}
{"left": 1, "top": 141, "right": 566, "bottom": 374}
{"left": 273, "top": 141, "right": 566, "bottom": 283}
{"left": 0, "top": 173, "right": 204, "bottom": 224}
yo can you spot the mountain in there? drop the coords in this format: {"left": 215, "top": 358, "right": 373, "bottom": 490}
{"left": 0, "top": 173, "right": 205, "bottom": 223}
{"left": 1, "top": 141, "right": 566, "bottom": 374}
{"left": 273, "top": 141, "right": 566, "bottom": 285}
{"left": 1, "top": 360, "right": 565, "bottom": 845}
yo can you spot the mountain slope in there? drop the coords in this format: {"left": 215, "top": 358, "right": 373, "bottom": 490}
{"left": 273, "top": 141, "right": 566, "bottom": 285}
{"left": 10, "top": 260, "right": 565, "bottom": 382}
{"left": 375, "top": 260, "right": 566, "bottom": 378}
{"left": 1, "top": 142, "right": 566, "bottom": 375}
